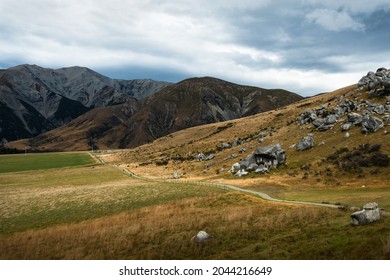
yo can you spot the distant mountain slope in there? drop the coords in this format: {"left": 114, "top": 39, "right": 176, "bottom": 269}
{"left": 11, "top": 76, "right": 303, "bottom": 150}
{"left": 131, "top": 77, "right": 303, "bottom": 143}
{"left": 0, "top": 64, "right": 171, "bottom": 142}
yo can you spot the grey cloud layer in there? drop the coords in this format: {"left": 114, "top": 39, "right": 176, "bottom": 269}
{"left": 1, "top": 0, "right": 390, "bottom": 95}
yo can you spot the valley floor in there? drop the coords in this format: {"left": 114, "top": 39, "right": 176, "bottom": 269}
{"left": 0, "top": 152, "right": 389, "bottom": 259}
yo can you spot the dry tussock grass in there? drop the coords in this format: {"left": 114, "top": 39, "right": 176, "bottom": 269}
{"left": 0, "top": 193, "right": 344, "bottom": 260}
{"left": 381, "top": 235, "right": 390, "bottom": 255}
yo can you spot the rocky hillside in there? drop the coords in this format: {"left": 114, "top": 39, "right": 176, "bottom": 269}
{"left": 0, "top": 64, "right": 171, "bottom": 142}
{"left": 8, "top": 77, "right": 302, "bottom": 150}
{"left": 111, "top": 68, "right": 389, "bottom": 188}
{"left": 131, "top": 77, "right": 302, "bottom": 142}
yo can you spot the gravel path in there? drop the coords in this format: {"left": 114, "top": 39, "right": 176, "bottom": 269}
{"left": 89, "top": 153, "right": 344, "bottom": 209}
{"left": 120, "top": 166, "right": 344, "bottom": 209}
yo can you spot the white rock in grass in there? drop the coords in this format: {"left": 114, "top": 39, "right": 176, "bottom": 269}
{"left": 191, "top": 231, "right": 211, "bottom": 243}
{"left": 351, "top": 202, "right": 381, "bottom": 225}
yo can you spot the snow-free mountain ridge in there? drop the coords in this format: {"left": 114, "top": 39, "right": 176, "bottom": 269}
{"left": 12, "top": 76, "right": 303, "bottom": 150}
{"left": 0, "top": 64, "right": 171, "bottom": 141}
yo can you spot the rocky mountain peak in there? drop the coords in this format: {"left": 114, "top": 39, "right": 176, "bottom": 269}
{"left": 0, "top": 64, "right": 171, "bottom": 142}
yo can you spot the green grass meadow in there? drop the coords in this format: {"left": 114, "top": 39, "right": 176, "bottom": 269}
{"left": 0, "top": 161, "right": 223, "bottom": 237}
{"left": 0, "top": 152, "right": 95, "bottom": 173}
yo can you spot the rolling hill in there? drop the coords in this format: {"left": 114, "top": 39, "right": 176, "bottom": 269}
{"left": 107, "top": 69, "right": 389, "bottom": 200}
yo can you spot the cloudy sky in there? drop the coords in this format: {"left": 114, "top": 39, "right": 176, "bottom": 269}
{"left": 1, "top": 0, "right": 390, "bottom": 96}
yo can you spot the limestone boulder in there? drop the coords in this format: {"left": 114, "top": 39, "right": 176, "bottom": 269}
{"left": 358, "top": 68, "right": 390, "bottom": 95}
{"left": 191, "top": 231, "right": 211, "bottom": 243}
{"left": 361, "top": 116, "right": 384, "bottom": 133}
{"left": 239, "top": 154, "right": 256, "bottom": 170}
{"left": 312, "top": 118, "right": 326, "bottom": 128}
{"left": 205, "top": 153, "right": 215, "bottom": 161}
{"left": 234, "top": 169, "right": 249, "bottom": 177}
{"left": 254, "top": 144, "right": 286, "bottom": 167}
{"left": 341, "top": 123, "right": 352, "bottom": 131}
{"left": 296, "top": 134, "right": 315, "bottom": 151}
{"left": 194, "top": 153, "right": 206, "bottom": 161}
{"left": 254, "top": 165, "right": 269, "bottom": 174}
{"left": 247, "top": 163, "right": 259, "bottom": 172}
{"left": 347, "top": 112, "right": 363, "bottom": 126}
{"left": 325, "top": 114, "right": 338, "bottom": 125}
{"left": 351, "top": 202, "right": 381, "bottom": 225}
{"left": 297, "top": 109, "right": 317, "bottom": 125}
{"left": 229, "top": 162, "right": 241, "bottom": 173}
{"left": 219, "top": 142, "right": 231, "bottom": 149}
{"left": 230, "top": 144, "right": 286, "bottom": 176}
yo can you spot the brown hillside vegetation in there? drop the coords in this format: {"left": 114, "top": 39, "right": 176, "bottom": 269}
{"left": 111, "top": 84, "right": 389, "bottom": 208}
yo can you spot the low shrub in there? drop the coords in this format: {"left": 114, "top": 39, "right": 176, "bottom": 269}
{"left": 327, "top": 144, "right": 389, "bottom": 172}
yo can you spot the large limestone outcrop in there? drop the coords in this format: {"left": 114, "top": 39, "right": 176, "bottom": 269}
{"left": 358, "top": 67, "right": 390, "bottom": 95}
{"left": 351, "top": 202, "right": 381, "bottom": 225}
{"left": 296, "top": 69, "right": 390, "bottom": 136}
{"left": 230, "top": 144, "right": 286, "bottom": 176}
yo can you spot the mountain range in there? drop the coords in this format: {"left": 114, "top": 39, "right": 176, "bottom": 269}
{"left": 0, "top": 64, "right": 171, "bottom": 142}
{"left": 1, "top": 65, "right": 303, "bottom": 150}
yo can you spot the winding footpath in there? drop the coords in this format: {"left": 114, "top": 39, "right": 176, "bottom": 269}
{"left": 122, "top": 168, "right": 343, "bottom": 209}
{"left": 91, "top": 152, "right": 344, "bottom": 210}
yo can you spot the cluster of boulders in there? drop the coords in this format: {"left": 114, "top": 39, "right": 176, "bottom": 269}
{"left": 297, "top": 68, "right": 390, "bottom": 134}
{"left": 230, "top": 144, "right": 286, "bottom": 177}
{"left": 297, "top": 98, "right": 389, "bottom": 134}
{"left": 218, "top": 139, "right": 246, "bottom": 151}
{"left": 217, "top": 130, "right": 275, "bottom": 151}
{"left": 193, "top": 129, "right": 277, "bottom": 170}
{"left": 351, "top": 202, "right": 381, "bottom": 225}
{"left": 297, "top": 104, "right": 339, "bottom": 131}
{"left": 358, "top": 67, "right": 390, "bottom": 95}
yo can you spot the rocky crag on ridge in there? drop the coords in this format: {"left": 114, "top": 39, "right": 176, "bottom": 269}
{"left": 297, "top": 68, "right": 390, "bottom": 134}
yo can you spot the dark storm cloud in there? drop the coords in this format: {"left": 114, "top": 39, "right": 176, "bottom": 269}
{"left": 1, "top": 0, "right": 390, "bottom": 95}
